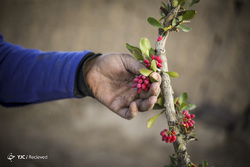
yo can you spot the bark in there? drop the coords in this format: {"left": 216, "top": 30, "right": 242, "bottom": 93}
{"left": 154, "top": 1, "right": 192, "bottom": 166}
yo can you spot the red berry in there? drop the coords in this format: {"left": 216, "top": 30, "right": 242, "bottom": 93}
{"left": 157, "top": 36, "right": 163, "bottom": 41}
{"left": 158, "top": 59, "right": 163, "bottom": 63}
{"left": 147, "top": 83, "right": 151, "bottom": 88}
{"left": 137, "top": 84, "right": 141, "bottom": 88}
{"left": 138, "top": 79, "right": 143, "bottom": 84}
{"left": 157, "top": 63, "right": 162, "bottom": 68}
{"left": 146, "top": 64, "right": 151, "bottom": 68}
{"left": 142, "top": 84, "right": 146, "bottom": 89}
{"left": 144, "top": 59, "right": 150, "bottom": 64}
{"left": 183, "top": 110, "right": 188, "bottom": 115}
{"left": 144, "top": 80, "right": 149, "bottom": 85}
{"left": 151, "top": 55, "right": 155, "bottom": 60}
{"left": 190, "top": 114, "right": 195, "bottom": 118}
{"left": 144, "top": 87, "right": 149, "bottom": 91}
{"left": 142, "top": 75, "right": 146, "bottom": 80}
{"left": 160, "top": 131, "right": 166, "bottom": 136}
{"left": 156, "top": 56, "right": 161, "bottom": 61}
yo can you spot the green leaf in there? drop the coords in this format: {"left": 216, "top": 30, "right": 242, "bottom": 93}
{"left": 149, "top": 76, "right": 158, "bottom": 83}
{"left": 149, "top": 48, "right": 155, "bottom": 57}
{"left": 174, "top": 97, "right": 179, "bottom": 104}
{"left": 147, "top": 17, "right": 163, "bottom": 28}
{"left": 180, "top": 102, "right": 187, "bottom": 111}
{"left": 179, "top": 92, "right": 188, "bottom": 105}
{"left": 182, "top": 10, "right": 196, "bottom": 20}
{"left": 177, "top": 24, "right": 192, "bottom": 32}
{"left": 188, "top": 0, "right": 200, "bottom": 8}
{"left": 182, "top": 103, "right": 196, "bottom": 111}
{"left": 173, "top": 0, "right": 178, "bottom": 7}
{"left": 178, "top": 16, "right": 183, "bottom": 22}
{"left": 153, "top": 103, "right": 165, "bottom": 109}
{"left": 126, "top": 43, "right": 141, "bottom": 54}
{"left": 132, "top": 48, "right": 144, "bottom": 60}
{"left": 202, "top": 160, "right": 208, "bottom": 167}
{"left": 172, "top": 18, "right": 176, "bottom": 26}
{"left": 177, "top": 142, "right": 183, "bottom": 151}
{"left": 139, "top": 69, "right": 152, "bottom": 77}
{"left": 158, "top": 96, "right": 164, "bottom": 106}
{"left": 146, "top": 110, "right": 164, "bottom": 128}
{"left": 164, "top": 71, "right": 179, "bottom": 78}
{"left": 178, "top": 0, "right": 186, "bottom": 6}
{"left": 139, "top": 37, "right": 151, "bottom": 58}
{"left": 150, "top": 60, "right": 157, "bottom": 72}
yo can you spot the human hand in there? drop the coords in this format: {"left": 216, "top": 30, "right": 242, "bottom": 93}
{"left": 84, "top": 53, "right": 161, "bottom": 120}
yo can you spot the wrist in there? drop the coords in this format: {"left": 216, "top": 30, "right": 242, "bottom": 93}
{"left": 75, "top": 52, "right": 101, "bottom": 98}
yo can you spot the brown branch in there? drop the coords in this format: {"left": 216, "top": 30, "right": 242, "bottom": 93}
{"left": 155, "top": 2, "right": 192, "bottom": 166}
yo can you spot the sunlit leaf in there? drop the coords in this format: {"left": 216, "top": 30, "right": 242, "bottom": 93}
{"left": 139, "top": 69, "right": 153, "bottom": 77}
{"left": 158, "top": 96, "right": 164, "bottom": 106}
{"left": 147, "top": 17, "right": 163, "bottom": 28}
{"left": 173, "top": 0, "right": 178, "bottom": 7}
{"left": 151, "top": 60, "right": 157, "bottom": 72}
{"left": 139, "top": 37, "right": 151, "bottom": 58}
{"left": 164, "top": 71, "right": 179, "bottom": 78}
{"left": 146, "top": 110, "right": 164, "bottom": 128}
{"left": 172, "top": 18, "right": 176, "bottom": 26}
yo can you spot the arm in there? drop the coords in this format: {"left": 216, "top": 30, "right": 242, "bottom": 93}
{"left": 0, "top": 34, "right": 95, "bottom": 106}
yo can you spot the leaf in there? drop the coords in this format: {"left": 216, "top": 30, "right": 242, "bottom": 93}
{"left": 150, "top": 60, "right": 157, "bottom": 72}
{"left": 164, "top": 71, "right": 179, "bottom": 78}
{"left": 202, "top": 160, "right": 208, "bottom": 167}
{"left": 179, "top": 92, "right": 188, "bottom": 105}
{"left": 139, "top": 37, "right": 151, "bottom": 58}
{"left": 132, "top": 48, "right": 144, "bottom": 60}
{"left": 178, "top": 0, "right": 186, "bottom": 6}
{"left": 158, "top": 96, "right": 164, "bottom": 106}
{"left": 173, "top": 0, "right": 178, "bottom": 7}
{"left": 177, "top": 24, "right": 192, "bottom": 32}
{"left": 177, "top": 142, "right": 183, "bottom": 151}
{"left": 174, "top": 97, "right": 179, "bottom": 104}
{"left": 153, "top": 103, "right": 165, "bottom": 109}
{"left": 188, "top": 0, "right": 200, "bottom": 8}
{"left": 147, "top": 17, "right": 163, "bottom": 28}
{"left": 180, "top": 102, "right": 187, "bottom": 111}
{"left": 182, "top": 103, "right": 196, "bottom": 111}
{"left": 126, "top": 43, "right": 141, "bottom": 54}
{"left": 139, "top": 69, "right": 152, "bottom": 77}
{"left": 172, "top": 18, "right": 176, "bottom": 26}
{"left": 149, "top": 48, "right": 156, "bottom": 57}
{"left": 178, "top": 16, "right": 183, "bottom": 22}
{"left": 146, "top": 110, "right": 164, "bottom": 128}
{"left": 182, "top": 10, "right": 196, "bottom": 20}
{"left": 149, "top": 76, "right": 158, "bottom": 83}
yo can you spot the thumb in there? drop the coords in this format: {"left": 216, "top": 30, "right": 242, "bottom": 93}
{"left": 122, "top": 54, "right": 145, "bottom": 75}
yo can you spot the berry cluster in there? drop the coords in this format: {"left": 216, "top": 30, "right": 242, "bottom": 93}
{"left": 180, "top": 110, "right": 195, "bottom": 128}
{"left": 132, "top": 74, "right": 151, "bottom": 93}
{"left": 160, "top": 129, "right": 176, "bottom": 143}
{"left": 144, "top": 55, "right": 163, "bottom": 68}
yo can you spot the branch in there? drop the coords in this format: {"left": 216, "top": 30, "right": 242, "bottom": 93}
{"left": 155, "top": 3, "right": 192, "bottom": 167}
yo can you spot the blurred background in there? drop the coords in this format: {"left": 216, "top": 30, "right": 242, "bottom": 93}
{"left": 0, "top": 0, "right": 250, "bottom": 166}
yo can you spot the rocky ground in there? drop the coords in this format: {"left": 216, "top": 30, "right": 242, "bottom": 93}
{"left": 0, "top": 0, "right": 249, "bottom": 166}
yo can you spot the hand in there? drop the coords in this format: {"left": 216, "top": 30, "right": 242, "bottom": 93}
{"left": 84, "top": 53, "right": 161, "bottom": 120}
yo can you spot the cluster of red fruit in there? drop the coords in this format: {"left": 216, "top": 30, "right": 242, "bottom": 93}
{"left": 160, "top": 129, "right": 176, "bottom": 143}
{"left": 144, "top": 55, "right": 163, "bottom": 68}
{"left": 180, "top": 110, "right": 195, "bottom": 128}
{"left": 132, "top": 74, "right": 151, "bottom": 93}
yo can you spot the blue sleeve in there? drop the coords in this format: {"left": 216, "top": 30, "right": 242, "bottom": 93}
{"left": 0, "top": 34, "right": 92, "bottom": 106}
